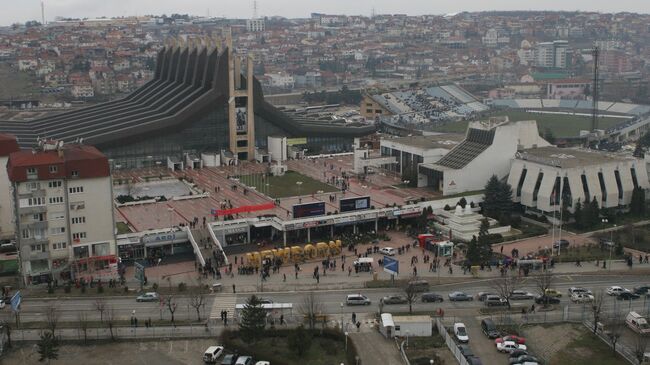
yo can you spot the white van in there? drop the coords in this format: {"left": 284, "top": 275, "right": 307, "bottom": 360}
{"left": 626, "top": 311, "right": 650, "bottom": 334}
{"left": 346, "top": 294, "right": 371, "bottom": 306}
{"left": 203, "top": 346, "right": 224, "bottom": 363}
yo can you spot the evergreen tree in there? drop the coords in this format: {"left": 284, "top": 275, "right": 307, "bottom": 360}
{"left": 588, "top": 196, "right": 600, "bottom": 228}
{"left": 37, "top": 331, "right": 59, "bottom": 364}
{"left": 466, "top": 236, "right": 481, "bottom": 265}
{"left": 482, "top": 175, "right": 501, "bottom": 219}
{"left": 630, "top": 187, "right": 646, "bottom": 216}
{"left": 458, "top": 197, "right": 467, "bottom": 208}
{"left": 239, "top": 295, "right": 267, "bottom": 342}
{"left": 476, "top": 218, "right": 493, "bottom": 262}
{"left": 496, "top": 182, "right": 513, "bottom": 224}
{"left": 573, "top": 199, "right": 583, "bottom": 228}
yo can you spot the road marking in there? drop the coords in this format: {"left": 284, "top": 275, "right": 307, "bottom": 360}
{"left": 210, "top": 294, "right": 237, "bottom": 320}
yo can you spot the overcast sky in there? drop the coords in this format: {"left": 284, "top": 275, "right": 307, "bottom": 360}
{"left": 3, "top": 0, "right": 650, "bottom": 26}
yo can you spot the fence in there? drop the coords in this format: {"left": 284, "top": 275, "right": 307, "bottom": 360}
{"left": 9, "top": 324, "right": 221, "bottom": 342}
{"left": 434, "top": 318, "right": 469, "bottom": 365}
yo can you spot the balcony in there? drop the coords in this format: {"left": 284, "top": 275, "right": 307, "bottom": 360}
{"left": 19, "top": 205, "right": 47, "bottom": 215}
{"left": 29, "top": 249, "right": 50, "bottom": 261}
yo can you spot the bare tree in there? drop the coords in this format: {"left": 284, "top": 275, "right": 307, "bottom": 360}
{"left": 591, "top": 290, "right": 605, "bottom": 334}
{"left": 106, "top": 306, "right": 116, "bottom": 341}
{"left": 299, "top": 292, "right": 322, "bottom": 330}
{"left": 77, "top": 311, "right": 90, "bottom": 344}
{"left": 1, "top": 320, "right": 12, "bottom": 349}
{"left": 606, "top": 312, "right": 624, "bottom": 355}
{"left": 44, "top": 304, "right": 59, "bottom": 334}
{"left": 189, "top": 282, "right": 207, "bottom": 322}
{"left": 402, "top": 281, "right": 419, "bottom": 314}
{"left": 165, "top": 295, "right": 178, "bottom": 324}
{"left": 94, "top": 299, "right": 107, "bottom": 323}
{"left": 532, "top": 271, "right": 555, "bottom": 308}
{"left": 491, "top": 272, "right": 523, "bottom": 309}
{"left": 634, "top": 332, "right": 649, "bottom": 364}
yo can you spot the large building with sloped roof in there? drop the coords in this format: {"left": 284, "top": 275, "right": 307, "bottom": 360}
{"left": 0, "top": 43, "right": 375, "bottom": 169}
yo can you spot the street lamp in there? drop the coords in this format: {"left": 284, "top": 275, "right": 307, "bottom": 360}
{"left": 296, "top": 181, "right": 303, "bottom": 198}
{"left": 345, "top": 331, "right": 349, "bottom": 351}
{"left": 602, "top": 219, "right": 615, "bottom": 271}
{"left": 340, "top": 302, "right": 344, "bottom": 332}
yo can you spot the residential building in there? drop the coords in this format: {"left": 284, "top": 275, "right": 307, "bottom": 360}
{"left": 246, "top": 18, "right": 265, "bottom": 32}
{"left": 0, "top": 134, "right": 20, "bottom": 239}
{"left": 534, "top": 40, "right": 568, "bottom": 69}
{"left": 6, "top": 141, "right": 117, "bottom": 285}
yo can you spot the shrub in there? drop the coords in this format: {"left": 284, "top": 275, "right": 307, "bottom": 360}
{"left": 444, "top": 204, "right": 451, "bottom": 211}
{"left": 178, "top": 282, "right": 187, "bottom": 292}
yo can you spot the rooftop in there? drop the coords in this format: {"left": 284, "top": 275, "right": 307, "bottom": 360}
{"left": 516, "top": 146, "right": 631, "bottom": 168}
{"left": 383, "top": 134, "right": 463, "bottom": 150}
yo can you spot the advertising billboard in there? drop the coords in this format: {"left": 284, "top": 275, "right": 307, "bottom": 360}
{"left": 235, "top": 96, "right": 247, "bottom": 132}
{"left": 339, "top": 196, "right": 371, "bottom": 212}
{"left": 292, "top": 202, "right": 326, "bottom": 219}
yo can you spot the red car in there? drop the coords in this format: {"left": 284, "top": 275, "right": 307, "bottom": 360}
{"left": 495, "top": 335, "right": 526, "bottom": 345}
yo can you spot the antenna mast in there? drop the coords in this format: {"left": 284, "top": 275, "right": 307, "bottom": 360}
{"left": 253, "top": 0, "right": 258, "bottom": 19}
{"left": 591, "top": 46, "right": 599, "bottom": 132}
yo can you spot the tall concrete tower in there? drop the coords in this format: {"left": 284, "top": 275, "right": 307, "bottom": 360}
{"left": 227, "top": 34, "right": 256, "bottom": 160}
{"left": 41, "top": 1, "right": 46, "bottom": 25}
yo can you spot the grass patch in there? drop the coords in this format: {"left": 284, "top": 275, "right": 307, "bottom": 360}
{"left": 548, "top": 244, "right": 626, "bottom": 263}
{"left": 405, "top": 332, "right": 448, "bottom": 365}
{"left": 116, "top": 222, "right": 132, "bottom": 234}
{"left": 238, "top": 170, "right": 338, "bottom": 198}
{"left": 550, "top": 329, "right": 627, "bottom": 365}
{"left": 431, "top": 110, "right": 622, "bottom": 137}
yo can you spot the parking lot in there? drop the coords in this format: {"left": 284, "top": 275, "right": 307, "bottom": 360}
{"left": 3, "top": 339, "right": 224, "bottom": 365}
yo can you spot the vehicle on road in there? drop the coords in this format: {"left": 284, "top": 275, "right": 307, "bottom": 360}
{"left": 421, "top": 293, "right": 444, "bottom": 303}
{"left": 617, "top": 292, "right": 640, "bottom": 300}
{"left": 509, "top": 355, "right": 539, "bottom": 365}
{"left": 571, "top": 293, "right": 594, "bottom": 303}
{"left": 203, "top": 346, "right": 224, "bottom": 363}
{"left": 454, "top": 323, "right": 469, "bottom": 343}
{"left": 381, "top": 295, "right": 408, "bottom": 305}
{"left": 407, "top": 280, "right": 430, "bottom": 292}
{"left": 509, "top": 290, "right": 535, "bottom": 300}
{"left": 544, "top": 289, "right": 562, "bottom": 297}
{"left": 379, "top": 247, "right": 396, "bottom": 256}
{"left": 606, "top": 286, "right": 629, "bottom": 296}
{"left": 568, "top": 287, "right": 592, "bottom": 295}
{"left": 136, "top": 292, "right": 159, "bottom": 302}
{"left": 626, "top": 312, "right": 650, "bottom": 334}
{"left": 484, "top": 295, "right": 508, "bottom": 307}
{"left": 477, "top": 292, "right": 497, "bottom": 301}
{"left": 346, "top": 294, "right": 371, "bottom": 306}
{"left": 235, "top": 356, "right": 254, "bottom": 365}
{"left": 458, "top": 344, "right": 474, "bottom": 359}
{"left": 633, "top": 285, "right": 650, "bottom": 295}
{"left": 220, "top": 354, "right": 238, "bottom": 365}
{"left": 449, "top": 291, "right": 473, "bottom": 301}
{"left": 481, "top": 318, "right": 500, "bottom": 339}
{"left": 497, "top": 341, "right": 527, "bottom": 353}
{"left": 534, "top": 295, "right": 561, "bottom": 305}
{"left": 553, "top": 239, "right": 570, "bottom": 249}
{"left": 495, "top": 335, "right": 526, "bottom": 345}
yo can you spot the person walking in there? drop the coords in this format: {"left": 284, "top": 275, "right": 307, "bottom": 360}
{"left": 232, "top": 284, "right": 236, "bottom": 293}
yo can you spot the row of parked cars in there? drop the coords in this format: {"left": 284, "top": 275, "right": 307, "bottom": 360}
{"left": 203, "top": 346, "right": 269, "bottom": 365}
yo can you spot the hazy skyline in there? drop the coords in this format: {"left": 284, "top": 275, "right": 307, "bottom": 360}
{"left": 2, "top": 0, "right": 650, "bottom": 26}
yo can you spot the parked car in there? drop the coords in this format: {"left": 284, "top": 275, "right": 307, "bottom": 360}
{"left": 571, "top": 293, "right": 594, "bottom": 303}
{"left": 477, "top": 292, "right": 497, "bottom": 301}
{"left": 466, "top": 357, "right": 483, "bottom": 365}
{"left": 534, "top": 295, "right": 561, "bottom": 305}
{"left": 495, "top": 335, "right": 526, "bottom": 345}
{"left": 497, "top": 341, "right": 527, "bottom": 353}
{"left": 509, "top": 355, "right": 539, "bottom": 365}
{"left": 220, "top": 354, "right": 239, "bottom": 365}
{"left": 379, "top": 247, "right": 396, "bottom": 256}
{"left": 626, "top": 311, "right": 650, "bottom": 334}
{"left": 484, "top": 295, "right": 508, "bottom": 307}
{"left": 544, "top": 289, "right": 562, "bottom": 297}
{"left": 606, "top": 286, "right": 629, "bottom": 296}
{"left": 458, "top": 344, "right": 474, "bottom": 359}
{"left": 481, "top": 318, "right": 500, "bottom": 339}
{"left": 235, "top": 356, "right": 254, "bottom": 365}
{"left": 449, "top": 292, "right": 473, "bottom": 301}
{"left": 508, "top": 349, "right": 529, "bottom": 359}
{"left": 203, "top": 346, "right": 224, "bottom": 364}
{"left": 346, "top": 294, "right": 371, "bottom": 306}
{"left": 509, "top": 291, "right": 535, "bottom": 300}
{"left": 258, "top": 298, "right": 273, "bottom": 305}
{"left": 454, "top": 323, "right": 469, "bottom": 343}
{"left": 381, "top": 295, "right": 408, "bottom": 305}
{"left": 633, "top": 285, "right": 650, "bottom": 295}
{"left": 136, "top": 292, "right": 159, "bottom": 302}
{"left": 255, "top": 362, "right": 270, "bottom": 365}
{"left": 617, "top": 292, "right": 641, "bottom": 301}
{"left": 421, "top": 293, "right": 444, "bottom": 303}
{"left": 568, "top": 287, "right": 592, "bottom": 295}
{"left": 553, "top": 239, "right": 570, "bottom": 249}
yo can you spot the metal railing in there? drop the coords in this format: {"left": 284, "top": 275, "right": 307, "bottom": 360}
{"left": 9, "top": 324, "right": 221, "bottom": 342}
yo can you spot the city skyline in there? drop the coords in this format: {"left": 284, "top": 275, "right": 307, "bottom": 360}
{"left": 2, "top": 0, "right": 650, "bottom": 25}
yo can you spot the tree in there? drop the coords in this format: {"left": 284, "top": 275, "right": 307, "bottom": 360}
{"left": 299, "top": 292, "right": 322, "bottom": 330}
{"left": 630, "top": 187, "right": 646, "bottom": 217}
{"left": 606, "top": 312, "right": 624, "bottom": 355}
{"left": 483, "top": 175, "right": 501, "bottom": 219}
{"left": 45, "top": 304, "right": 59, "bottom": 334}
{"left": 496, "top": 182, "right": 513, "bottom": 224}
{"left": 591, "top": 290, "right": 605, "bottom": 334}
{"left": 189, "top": 285, "right": 207, "bottom": 321}
{"left": 94, "top": 299, "right": 107, "bottom": 323}
{"left": 574, "top": 199, "right": 583, "bottom": 228}
{"left": 491, "top": 272, "right": 523, "bottom": 309}
{"left": 165, "top": 296, "right": 178, "bottom": 324}
{"left": 287, "top": 325, "right": 313, "bottom": 356}
{"left": 402, "top": 281, "right": 419, "bottom": 314}
{"left": 532, "top": 271, "right": 554, "bottom": 308}
{"left": 458, "top": 197, "right": 468, "bottom": 208}
{"left": 239, "top": 295, "right": 267, "bottom": 342}
{"left": 77, "top": 311, "right": 89, "bottom": 344}
{"left": 37, "top": 331, "right": 59, "bottom": 364}
{"left": 106, "top": 306, "right": 117, "bottom": 341}
{"left": 466, "top": 236, "right": 482, "bottom": 266}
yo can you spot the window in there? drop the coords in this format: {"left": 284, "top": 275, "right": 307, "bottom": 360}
{"left": 69, "top": 186, "right": 84, "bottom": 194}
{"left": 366, "top": 108, "right": 373, "bottom": 113}
{"left": 26, "top": 182, "right": 40, "bottom": 191}
{"left": 70, "top": 202, "right": 85, "bottom": 210}
{"left": 72, "top": 232, "right": 87, "bottom": 240}
{"left": 71, "top": 217, "right": 86, "bottom": 224}
{"left": 48, "top": 181, "right": 62, "bottom": 188}
{"left": 50, "top": 227, "right": 65, "bottom": 235}
{"left": 27, "top": 197, "right": 45, "bottom": 206}
{"left": 71, "top": 170, "right": 79, "bottom": 177}
{"left": 49, "top": 196, "right": 64, "bottom": 204}
{"left": 50, "top": 212, "right": 65, "bottom": 220}
{"left": 49, "top": 165, "right": 58, "bottom": 173}
{"left": 30, "top": 244, "right": 46, "bottom": 252}
{"left": 52, "top": 242, "right": 67, "bottom": 250}
{"left": 21, "top": 228, "right": 30, "bottom": 239}
{"left": 27, "top": 167, "right": 37, "bottom": 174}
{"left": 33, "top": 213, "right": 45, "bottom": 221}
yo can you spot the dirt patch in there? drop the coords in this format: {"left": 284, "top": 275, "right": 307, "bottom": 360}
{"left": 524, "top": 323, "right": 582, "bottom": 359}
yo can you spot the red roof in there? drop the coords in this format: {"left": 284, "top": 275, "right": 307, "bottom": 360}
{"left": 0, "top": 134, "right": 20, "bottom": 157}
{"left": 7, "top": 143, "right": 109, "bottom": 182}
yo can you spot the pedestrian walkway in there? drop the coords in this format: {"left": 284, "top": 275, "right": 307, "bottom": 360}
{"left": 209, "top": 294, "right": 236, "bottom": 324}
{"left": 349, "top": 331, "right": 404, "bottom": 365}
